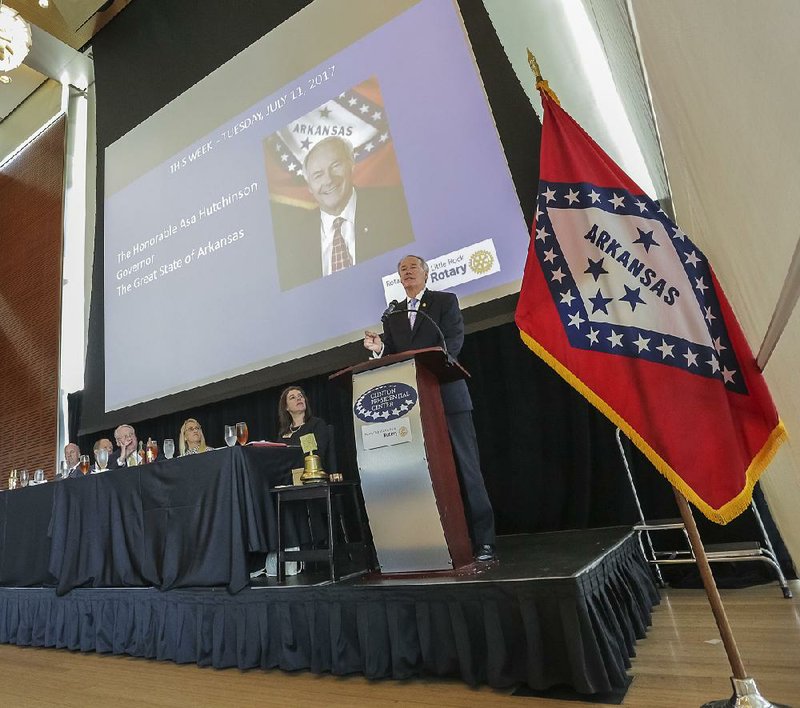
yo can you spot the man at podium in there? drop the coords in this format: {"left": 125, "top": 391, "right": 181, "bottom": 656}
{"left": 364, "top": 254, "right": 496, "bottom": 562}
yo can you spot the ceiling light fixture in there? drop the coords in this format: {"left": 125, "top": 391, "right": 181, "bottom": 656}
{"left": 39, "top": 0, "right": 50, "bottom": 9}
{"left": 0, "top": 3, "right": 33, "bottom": 74}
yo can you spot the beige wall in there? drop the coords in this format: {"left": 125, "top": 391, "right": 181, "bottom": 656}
{"left": 630, "top": 0, "right": 800, "bottom": 569}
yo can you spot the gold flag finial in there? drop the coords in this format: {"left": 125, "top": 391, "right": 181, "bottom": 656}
{"left": 526, "top": 48, "right": 560, "bottom": 106}
{"left": 527, "top": 49, "right": 543, "bottom": 82}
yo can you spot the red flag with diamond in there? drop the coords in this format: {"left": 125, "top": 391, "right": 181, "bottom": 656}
{"left": 515, "top": 89, "right": 786, "bottom": 524}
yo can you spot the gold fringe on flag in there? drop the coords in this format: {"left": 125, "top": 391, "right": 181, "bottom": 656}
{"left": 518, "top": 329, "right": 788, "bottom": 525}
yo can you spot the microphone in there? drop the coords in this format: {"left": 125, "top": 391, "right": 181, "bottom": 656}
{"left": 381, "top": 299, "right": 400, "bottom": 323}
{"left": 382, "top": 305, "right": 452, "bottom": 362}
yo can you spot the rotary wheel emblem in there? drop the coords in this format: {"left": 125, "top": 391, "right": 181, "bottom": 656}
{"left": 469, "top": 249, "right": 494, "bottom": 274}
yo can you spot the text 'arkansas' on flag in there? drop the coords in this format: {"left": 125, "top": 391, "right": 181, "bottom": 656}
{"left": 515, "top": 86, "right": 787, "bottom": 524}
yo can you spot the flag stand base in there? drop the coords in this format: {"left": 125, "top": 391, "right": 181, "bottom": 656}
{"left": 701, "top": 677, "right": 791, "bottom": 707}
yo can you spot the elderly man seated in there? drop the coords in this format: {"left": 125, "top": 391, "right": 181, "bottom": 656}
{"left": 110, "top": 424, "right": 140, "bottom": 468}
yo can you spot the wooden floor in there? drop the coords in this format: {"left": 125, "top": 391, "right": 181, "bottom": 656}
{"left": 0, "top": 581, "right": 798, "bottom": 707}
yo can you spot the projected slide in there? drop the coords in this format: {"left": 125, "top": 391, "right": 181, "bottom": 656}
{"left": 103, "top": 0, "right": 529, "bottom": 411}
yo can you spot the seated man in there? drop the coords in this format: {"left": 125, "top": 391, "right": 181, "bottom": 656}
{"left": 64, "top": 443, "right": 82, "bottom": 478}
{"left": 110, "top": 424, "right": 140, "bottom": 468}
{"left": 93, "top": 438, "right": 114, "bottom": 472}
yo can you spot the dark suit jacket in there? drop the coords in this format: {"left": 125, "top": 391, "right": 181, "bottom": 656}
{"left": 381, "top": 289, "right": 472, "bottom": 413}
{"left": 270, "top": 185, "right": 415, "bottom": 291}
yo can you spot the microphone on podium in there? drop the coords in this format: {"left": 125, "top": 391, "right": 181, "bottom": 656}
{"left": 381, "top": 300, "right": 400, "bottom": 323}
{"left": 381, "top": 299, "right": 452, "bottom": 362}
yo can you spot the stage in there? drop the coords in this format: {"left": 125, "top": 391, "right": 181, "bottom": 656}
{"left": 0, "top": 526, "right": 658, "bottom": 696}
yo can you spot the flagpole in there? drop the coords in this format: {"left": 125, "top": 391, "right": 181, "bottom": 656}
{"left": 672, "top": 490, "right": 746, "bottom": 678}
{"left": 673, "top": 490, "right": 790, "bottom": 707}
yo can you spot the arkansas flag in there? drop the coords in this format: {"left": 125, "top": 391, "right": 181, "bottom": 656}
{"left": 515, "top": 88, "right": 787, "bottom": 524}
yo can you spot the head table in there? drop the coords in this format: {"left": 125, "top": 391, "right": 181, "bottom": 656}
{"left": 0, "top": 446, "right": 303, "bottom": 595}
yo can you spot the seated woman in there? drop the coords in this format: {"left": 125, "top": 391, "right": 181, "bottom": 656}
{"left": 277, "top": 385, "right": 329, "bottom": 464}
{"left": 179, "top": 418, "right": 211, "bottom": 456}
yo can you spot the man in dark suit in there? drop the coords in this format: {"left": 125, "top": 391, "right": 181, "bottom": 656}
{"left": 364, "top": 255, "right": 496, "bottom": 562}
{"left": 64, "top": 442, "right": 82, "bottom": 478}
{"left": 270, "top": 136, "right": 414, "bottom": 291}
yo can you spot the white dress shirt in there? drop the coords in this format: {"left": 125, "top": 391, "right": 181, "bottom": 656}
{"left": 320, "top": 189, "right": 357, "bottom": 276}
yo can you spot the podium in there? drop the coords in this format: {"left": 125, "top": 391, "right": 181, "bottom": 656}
{"left": 331, "top": 347, "right": 472, "bottom": 573}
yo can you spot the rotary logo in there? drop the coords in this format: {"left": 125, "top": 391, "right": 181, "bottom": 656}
{"left": 469, "top": 249, "right": 494, "bottom": 274}
{"left": 354, "top": 382, "right": 418, "bottom": 423}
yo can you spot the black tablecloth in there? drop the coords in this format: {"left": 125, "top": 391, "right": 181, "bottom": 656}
{"left": 0, "top": 446, "right": 302, "bottom": 594}
{"left": 0, "top": 483, "right": 56, "bottom": 586}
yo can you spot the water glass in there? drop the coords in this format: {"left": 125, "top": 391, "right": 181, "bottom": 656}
{"left": 236, "top": 422, "right": 249, "bottom": 445}
{"left": 95, "top": 448, "right": 109, "bottom": 471}
{"left": 163, "top": 439, "right": 175, "bottom": 460}
{"left": 19, "top": 469, "right": 29, "bottom": 488}
{"left": 9, "top": 469, "right": 19, "bottom": 490}
{"left": 34, "top": 469, "right": 45, "bottom": 484}
{"left": 59, "top": 460, "right": 69, "bottom": 479}
{"left": 224, "top": 425, "right": 236, "bottom": 447}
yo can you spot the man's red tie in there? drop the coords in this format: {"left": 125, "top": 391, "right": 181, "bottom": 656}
{"left": 330, "top": 217, "right": 353, "bottom": 272}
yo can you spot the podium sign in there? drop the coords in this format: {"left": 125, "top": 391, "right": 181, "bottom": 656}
{"left": 352, "top": 358, "right": 452, "bottom": 572}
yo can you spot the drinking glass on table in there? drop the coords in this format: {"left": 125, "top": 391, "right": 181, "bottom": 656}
{"left": 19, "top": 469, "right": 29, "bottom": 487}
{"left": 59, "top": 460, "right": 69, "bottom": 479}
{"left": 33, "top": 469, "right": 45, "bottom": 484}
{"left": 224, "top": 425, "right": 236, "bottom": 447}
{"left": 163, "top": 439, "right": 175, "bottom": 460}
{"left": 146, "top": 438, "right": 159, "bottom": 463}
{"left": 9, "top": 469, "right": 19, "bottom": 490}
{"left": 236, "top": 422, "right": 249, "bottom": 446}
{"left": 95, "top": 448, "right": 109, "bottom": 471}
{"left": 79, "top": 455, "right": 90, "bottom": 476}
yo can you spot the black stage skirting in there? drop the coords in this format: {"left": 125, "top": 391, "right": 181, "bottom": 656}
{"left": 0, "top": 527, "right": 658, "bottom": 694}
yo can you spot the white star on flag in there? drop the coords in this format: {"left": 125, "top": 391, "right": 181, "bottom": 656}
{"left": 550, "top": 268, "right": 566, "bottom": 283}
{"left": 568, "top": 312, "right": 585, "bottom": 328}
{"left": 721, "top": 367, "right": 736, "bottom": 384}
{"left": 635, "top": 200, "right": 647, "bottom": 213}
{"left": 536, "top": 226, "right": 549, "bottom": 241}
{"left": 685, "top": 251, "right": 701, "bottom": 268}
{"left": 566, "top": 189, "right": 580, "bottom": 204}
{"left": 609, "top": 193, "right": 625, "bottom": 209}
{"left": 543, "top": 249, "right": 557, "bottom": 263}
{"left": 684, "top": 348, "right": 699, "bottom": 367}
{"left": 656, "top": 340, "right": 675, "bottom": 358}
{"left": 586, "top": 328, "right": 600, "bottom": 345}
{"left": 543, "top": 187, "right": 557, "bottom": 203}
{"left": 634, "top": 334, "right": 651, "bottom": 352}
{"left": 560, "top": 290, "right": 576, "bottom": 306}
{"left": 708, "top": 355, "right": 720, "bottom": 373}
{"left": 607, "top": 330, "right": 623, "bottom": 348}
{"left": 588, "top": 190, "right": 601, "bottom": 203}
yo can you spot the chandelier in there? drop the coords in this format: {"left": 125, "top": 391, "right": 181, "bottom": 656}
{"left": 0, "top": 3, "right": 32, "bottom": 74}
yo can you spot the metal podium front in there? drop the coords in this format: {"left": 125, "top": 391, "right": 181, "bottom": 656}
{"left": 352, "top": 357, "right": 452, "bottom": 572}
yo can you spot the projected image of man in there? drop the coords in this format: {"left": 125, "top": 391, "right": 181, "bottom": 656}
{"left": 270, "top": 135, "right": 414, "bottom": 290}
{"left": 306, "top": 138, "right": 357, "bottom": 275}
